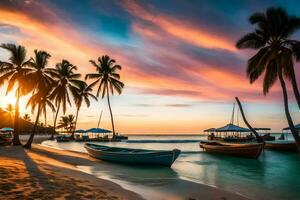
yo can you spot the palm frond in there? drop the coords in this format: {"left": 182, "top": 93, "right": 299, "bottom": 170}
{"left": 263, "top": 60, "right": 278, "bottom": 94}
{"left": 85, "top": 73, "right": 101, "bottom": 80}
{"left": 247, "top": 47, "right": 271, "bottom": 83}
{"left": 249, "top": 12, "right": 266, "bottom": 24}
{"left": 236, "top": 32, "right": 266, "bottom": 49}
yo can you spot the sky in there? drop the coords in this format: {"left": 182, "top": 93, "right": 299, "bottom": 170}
{"left": 0, "top": 0, "right": 299, "bottom": 133}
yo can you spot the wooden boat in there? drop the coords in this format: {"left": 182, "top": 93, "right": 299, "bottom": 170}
{"left": 84, "top": 143, "right": 181, "bottom": 167}
{"left": 264, "top": 141, "right": 297, "bottom": 152}
{"left": 200, "top": 142, "right": 264, "bottom": 159}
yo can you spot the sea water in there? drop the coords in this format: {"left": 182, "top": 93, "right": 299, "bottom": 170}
{"left": 42, "top": 135, "right": 300, "bottom": 200}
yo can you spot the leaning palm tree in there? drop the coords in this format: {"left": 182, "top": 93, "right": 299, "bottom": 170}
{"left": 23, "top": 86, "right": 55, "bottom": 148}
{"left": 71, "top": 81, "right": 97, "bottom": 139}
{"left": 236, "top": 7, "right": 300, "bottom": 152}
{"left": 85, "top": 55, "right": 124, "bottom": 138}
{"left": 49, "top": 60, "right": 82, "bottom": 139}
{"left": 25, "top": 50, "right": 55, "bottom": 128}
{"left": 0, "top": 43, "right": 33, "bottom": 145}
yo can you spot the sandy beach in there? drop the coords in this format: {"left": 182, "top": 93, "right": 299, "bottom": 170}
{"left": 0, "top": 135, "right": 250, "bottom": 200}
{"left": 0, "top": 144, "right": 143, "bottom": 200}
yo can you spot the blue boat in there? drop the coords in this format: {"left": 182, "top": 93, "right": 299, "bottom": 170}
{"left": 84, "top": 143, "right": 181, "bottom": 167}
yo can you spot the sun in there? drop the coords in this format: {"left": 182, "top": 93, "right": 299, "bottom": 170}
{"left": 0, "top": 92, "right": 16, "bottom": 108}
{"left": 0, "top": 92, "right": 28, "bottom": 113}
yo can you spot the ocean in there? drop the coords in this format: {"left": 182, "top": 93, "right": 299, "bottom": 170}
{"left": 42, "top": 134, "right": 300, "bottom": 200}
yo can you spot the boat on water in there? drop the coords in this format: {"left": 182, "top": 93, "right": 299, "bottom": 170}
{"left": 84, "top": 143, "right": 181, "bottom": 167}
{"left": 74, "top": 128, "right": 122, "bottom": 142}
{"left": 264, "top": 140, "right": 297, "bottom": 152}
{"left": 254, "top": 128, "right": 275, "bottom": 141}
{"left": 56, "top": 135, "right": 71, "bottom": 142}
{"left": 204, "top": 123, "right": 255, "bottom": 143}
{"left": 114, "top": 133, "right": 128, "bottom": 140}
{"left": 200, "top": 141, "right": 264, "bottom": 159}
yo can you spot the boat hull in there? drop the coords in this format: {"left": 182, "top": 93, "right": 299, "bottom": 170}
{"left": 85, "top": 143, "right": 181, "bottom": 167}
{"left": 200, "top": 142, "right": 264, "bottom": 159}
{"left": 265, "top": 141, "right": 297, "bottom": 152}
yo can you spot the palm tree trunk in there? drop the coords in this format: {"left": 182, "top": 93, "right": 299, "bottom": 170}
{"left": 13, "top": 87, "right": 21, "bottom": 145}
{"left": 106, "top": 86, "right": 116, "bottom": 138}
{"left": 235, "top": 97, "right": 264, "bottom": 143}
{"left": 51, "top": 103, "right": 61, "bottom": 139}
{"left": 72, "top": 107, "right": 80, "bottom": 139}
{"left": 23, "top": 104, "right": 41, "bottom": 149}
{"left": 278, "top": 67, "right": 300, "bottom": 153}
{"left": 290, "top": 67, "right": 300, "bottom": 110}
{"left": 44, "top": 111, "right": 47, "bottom": 127}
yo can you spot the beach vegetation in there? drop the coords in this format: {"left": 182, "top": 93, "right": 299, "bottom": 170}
{"left": 236, "top": 7, "right": 300, "bottom": 152}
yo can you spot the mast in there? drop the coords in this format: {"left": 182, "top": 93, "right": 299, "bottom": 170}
{"left": 230, "top": 103, "right": 235, "bottom": 124}
{"left": 97, "top": 110, "right": 103, "bottom": 129}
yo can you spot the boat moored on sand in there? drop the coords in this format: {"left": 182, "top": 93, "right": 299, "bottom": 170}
{"left": 84, "top": 143, "right": 181, "bottom": 167}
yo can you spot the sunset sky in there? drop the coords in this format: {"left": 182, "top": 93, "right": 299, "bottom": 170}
{"left": 0, "top": 0, "right": 299, "bottom": 133}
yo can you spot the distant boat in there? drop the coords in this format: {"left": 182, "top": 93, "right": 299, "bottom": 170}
{"left": 56, "top": 135, "right": 71, "bottom": 142}
{"left": 85, "top": 143, "right": 181, "bottom": 167}
{"left": 254, "top": 128, "right": 275, "bottom": 141}
{"left": 200, "top": 141, "right": 264, "bottom": 159}
{"left": 265, "top": 140, "right": 297, "bottom": 152}
{"left": 114, "top": 133, "right": 128, "bottom": 140}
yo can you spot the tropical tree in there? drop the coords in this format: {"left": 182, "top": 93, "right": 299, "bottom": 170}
{"left": 71, "top": 81, "right": 97, "bottom": 139}
{"left": 25, "top": 50, "right": 55, "bottom": 128}
{"left": 0, "top": 43, "right": 32, "bottom": 145}
{"left": 85, "top": 55, "right": 124, "bottom": 138}
{"left": 57, "top": 114, "right": 75, "bottom": 133}
{"left": 236, "top": 7, "right": 300, "bottom": 152}
{"left": 49, "top": 60, "right": 82, "bottom": 139}
{"left": 23, "top": 114, "right": 31, "bottom": 122}
{"left": 23, "top": 86, "right": 55, "bottom": 148}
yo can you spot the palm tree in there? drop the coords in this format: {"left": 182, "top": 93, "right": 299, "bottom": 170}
{"left": 57, "top": 114, "right": 75, "bottom": 133}
{"left": 23, "top": 86, "right": 55, "bottom": 148}
{"left": 23, "top": 114, "right": 31, "bottom": 122}
{"left": 57, "top": 116, "right": 69, "bottom": 131}
{"left": 236, "top": 7, "right": 300, "bottom": 152}
{"left": 85, "top": 55, "right": 124, "bottom": 138}
{"left": 0, "top": 43, "right": 32, "bottom": 145}
{"left": 25, "top": 50, "right": 55, "bottom": 128}
{"left": 49, "top": 60, "right": 82, "bottom": 139}
{"left": 71, "top": 81, "right": 97, "bottom": 139}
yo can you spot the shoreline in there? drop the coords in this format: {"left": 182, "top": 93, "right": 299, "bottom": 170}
{"left": 0, "top": 143, "right": 143, "bottom": 200}
{"left": 2, "top": 134, "right": 250, "bottom": 200}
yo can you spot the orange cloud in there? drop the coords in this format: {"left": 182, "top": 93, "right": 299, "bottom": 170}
{"left": 123, "top": 1, "right": 236, "bottom": 52}
{"left": 0, "top": 4, "right": 282, "bottom": 104}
